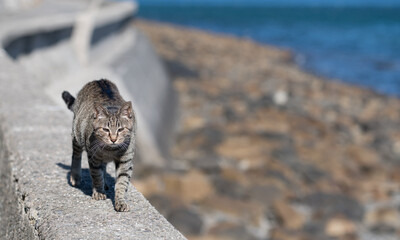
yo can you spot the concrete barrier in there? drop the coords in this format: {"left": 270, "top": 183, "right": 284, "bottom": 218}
{"left": 0, "top": 0, "right": 184, "bottom": 239}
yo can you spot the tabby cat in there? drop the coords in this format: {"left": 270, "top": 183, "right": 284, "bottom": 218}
{"left": 62, "top": 79, "right": 136, "bottom": 212}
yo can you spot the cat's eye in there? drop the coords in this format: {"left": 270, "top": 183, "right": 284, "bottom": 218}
{"left": 118, "top": 128, "right": 124, "bottom": 132}
{"left": 103, "top": 128, "right": 110, "bottom": 132}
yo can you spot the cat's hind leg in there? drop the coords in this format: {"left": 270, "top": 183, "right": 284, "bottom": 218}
{"left": 102, "top": 163, "right": 109, "bottom": 190}
{"left": 70, "top": 138, "right": 82, "bottom": 187}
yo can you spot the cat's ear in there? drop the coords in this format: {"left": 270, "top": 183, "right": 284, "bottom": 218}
{"left": 119, "top": 101, "right": 133, "bottom": 119}
{"left": 93, "top": 104, "right": 108, "bottom": 119}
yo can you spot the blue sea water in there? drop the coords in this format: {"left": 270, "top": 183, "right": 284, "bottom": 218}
{"left": 137, "top": 2, "right": 400, "bottom": 97}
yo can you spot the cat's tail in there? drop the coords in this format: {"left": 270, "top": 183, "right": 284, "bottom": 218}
{"left": 62, "top": 91, "right": 75, "bottom": 111}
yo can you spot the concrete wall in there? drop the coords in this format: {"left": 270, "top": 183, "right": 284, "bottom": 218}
{"left": 0, "top": 0, "right": 184, "bottom": 239}
{"left": 0, "top": 129, "right": 36, "bottom": 239}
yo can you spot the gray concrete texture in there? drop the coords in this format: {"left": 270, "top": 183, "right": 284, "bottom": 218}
{"left": 0, "top": 0, "right": 184, "bottom": 239}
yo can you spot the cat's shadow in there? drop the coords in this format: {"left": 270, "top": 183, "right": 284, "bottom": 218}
{"left": 57, "top": 163, "right": 116, "bottom": 207}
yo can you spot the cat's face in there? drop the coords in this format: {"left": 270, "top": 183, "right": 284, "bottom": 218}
{"left": 92, "top": 102, "right": 134, "bottom": 149}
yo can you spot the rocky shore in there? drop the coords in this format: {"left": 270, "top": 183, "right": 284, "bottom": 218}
{"left": 133, "top": 19, "right": 400, "bottom": 240}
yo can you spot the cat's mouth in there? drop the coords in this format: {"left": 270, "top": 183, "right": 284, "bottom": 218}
{"left": 105, "top": 143, "right": 122, "bottom": 150}
{"left": 103, "top": 142, "right": 128, "bottom": 151}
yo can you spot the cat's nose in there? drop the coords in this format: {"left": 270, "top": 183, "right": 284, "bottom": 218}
{"left": 111, "top": 138, "right": 117, "bottom": 143}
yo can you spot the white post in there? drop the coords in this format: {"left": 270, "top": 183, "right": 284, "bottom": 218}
{"left": 71, "top": 0, "right": 104, "bottom": 66}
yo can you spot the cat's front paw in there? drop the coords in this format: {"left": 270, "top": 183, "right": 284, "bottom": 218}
{"left": 115, "top": 201, "right": 130, "bottom": 212}
{"left": 70, "top": 175, "right": 81, "bottom": 187}
{"left": 92, "top": 191, "right": 107, "bottom": 200}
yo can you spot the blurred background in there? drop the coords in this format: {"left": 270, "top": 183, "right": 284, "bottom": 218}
{"left": 1, "top": 0, "right": 400, "bottom": 239}
{"left": 133, "top": 1, "right": 400, "bottom": 240}
{"left": 138, "top": 0, "right": 400, "bottom": 96}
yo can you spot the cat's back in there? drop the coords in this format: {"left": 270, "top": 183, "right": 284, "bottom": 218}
{"left": 74, "top": 79, "right": 124, "bottom": 111}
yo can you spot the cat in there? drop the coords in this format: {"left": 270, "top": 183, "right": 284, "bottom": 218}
{"left": 62, "top": 79, "right": 136, "bottom": 212}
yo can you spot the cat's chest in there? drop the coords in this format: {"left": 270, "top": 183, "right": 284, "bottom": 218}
{"left": 91, "top": 149, "right": 121, "bottom": 163}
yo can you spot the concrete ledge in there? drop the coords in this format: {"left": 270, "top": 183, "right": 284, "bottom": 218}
{"left": 1, "top": 0, "right": 135, "bottom": 59}
{"left": 0, "top": 55, "right": 185, "bottom": 239}
{"left": 0, "top": 125, "right": 35, "bottom": 239}
{"left": 0, "top": 0, "right": 136, "bottom": 48}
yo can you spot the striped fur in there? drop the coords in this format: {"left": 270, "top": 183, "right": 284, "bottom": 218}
{"left": 62, "top": 79, "right": 136, "bottom": 212}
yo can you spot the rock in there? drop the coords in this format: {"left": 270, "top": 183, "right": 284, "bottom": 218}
{"left": 146, "top": 194, "right": 182, "bottom": 217}
{"left": 190, "top": 155, "right": 221, "bottom": 174}
{"left": 188, "top": 235, "right": 231, "bottom": 240}
{"left": 272, "top": 201, "right": 306, "bottom": 230}
{"left": 183, "top": 115, "right": 206, "bottom": 131}
{"left": 220, "top": 167, "right": 249, "bottom": 186}
{"left": 201, "top": 195, "right": 265, "bottom": 226}
{"left": 230, "top": 98, "right": 249, "bottom": 118}
{"left": 176, "top": 127, "right": 224, "bottom": 154}
{"left": 302, "top": 221, "right": 327, "bottom": 239}
{"left": 163, "top": 170, "right": 214, "bottom": 204}
{"left": 208, "top": 222, "right": 257, "bottom": 240}
{"left": 273, "top": 90, "right": 288, "bottom": 106}
{"left": 364, "top": 206, "right": 400, "bottom": 228}
{"left": 216, "top": 135, "right": 272, "bottom": 170}
{"left": 246, "top": 108, "right": 291, "bottom": 134}
{"left": 133, "top": 175, "right": 162, "bottom": 198}
{"left": 212, "top": 176, "right": 249, "bottom": 200}
{"left": 370, "top": 224, "right": 396, "bottom": 234}
{"left": 325, "top": 217, "right": 357, "bottom": 237}
{"left": 269, "top": 228, "right": 308, "bottom": 240}
{"left": 167, "top": 207, "right": 203, "bottom": 235}
{"left": 271, "top": 145, "right": 299, "bottom": 169}
{"left": 209, "top": 167, "right": 251, "bottom": 199}
{"left": 223, "top": 106, "right": 237, "bottom": 123}
{"left": 302, "top": 192, "right": 364, "bottom": 221}
{"left": 346, "top": 145, "right": 379, "bottom": 170}
{"left": 248, "top": 184, "right": 281, "bottom": 205}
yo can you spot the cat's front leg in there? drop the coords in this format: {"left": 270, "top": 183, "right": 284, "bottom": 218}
{"left": 88, "top": 159, "right": 107, "bottom": 200}
{"left": 114, "top": 153, "right": 133, "bottom": 212}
